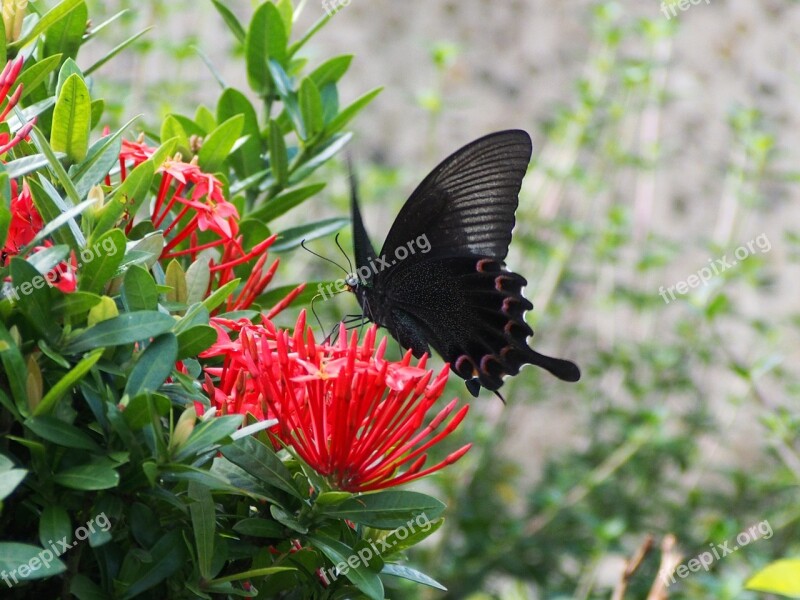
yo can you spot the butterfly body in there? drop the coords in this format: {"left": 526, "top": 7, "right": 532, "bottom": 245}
{"left": 348, "top": 130, "right": 580, "bottom": 395}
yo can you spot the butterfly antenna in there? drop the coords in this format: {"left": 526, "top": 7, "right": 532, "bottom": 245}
{"left": 334, "top": 232, "right": 354, "bottom": 274}
{"left": 310, "top": 292, "right": 328, "bottom": 340}
{"left": 300, "top": 239, "right": 349, "bottom": 275}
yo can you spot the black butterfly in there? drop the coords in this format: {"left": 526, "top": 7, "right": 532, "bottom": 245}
{"left": 346, "top": 130, "right": 580, "bottom": 397}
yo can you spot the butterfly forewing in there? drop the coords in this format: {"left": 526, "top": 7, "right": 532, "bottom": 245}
{"left": 379, "top": 130, "right": 533, "bottom": 263}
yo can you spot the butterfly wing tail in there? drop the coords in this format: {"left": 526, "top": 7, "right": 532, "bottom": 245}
{"left": 524, "top": 348, "right": 581, "bottom": 382}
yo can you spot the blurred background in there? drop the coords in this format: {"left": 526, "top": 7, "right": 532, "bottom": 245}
{"left": 83, "top": 1, "right": 800, "bottom": 597}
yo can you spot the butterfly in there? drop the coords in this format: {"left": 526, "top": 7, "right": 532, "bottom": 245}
{"left": 345, "top": 129, "right": 580, "bottom": 397}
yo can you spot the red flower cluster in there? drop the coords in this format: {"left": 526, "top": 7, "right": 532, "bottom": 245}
{"left": 0, "top": 56, "right": 35, "bottom": 155}
{"left": 116, "top": 137, "right": 281, "bottom": 310}
{"left": 1, "top": 181, "right": 77, "bottom": 292}
{"left": 201, "top": 311, "right": 471, "bottom": 492}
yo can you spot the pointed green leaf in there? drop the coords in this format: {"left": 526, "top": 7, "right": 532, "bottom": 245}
{"left": 43, "top": 1, "right": 88, "bottom": 65}
{"left": 32, "top": 348, "right": 103, "bottom": 416}
{"left": 51, "top": 73, "right": 91, "bottom": 163}
{"left": 250, "top": 182, "right": 325, "bottom": 222}
{"left": 25, "top": 416, "right": 101, "bottom": 451}
{"left": 53, "top": 463, "right": 120, "bottom": 491}
{"left": 307, "top": 533, "right": 384, "bottom": 600}
{"left": 268, "top": 119, "right": 289, "bottom": 187}
{"left": 246, "top": 2, "right": 287, "bottom": 95}
{"left": 64, "top": 312, "right": 175, "bottom": 354}
{"left": 197, "top": 114, "right": 244, "bottom": 173}
{"left": 122, "top": 264, "right": 158, "bottom": 312}
{"left": 0, "top": 543, "right": 66, "bottom": 580}
{"left": 124, "top": 334, "right": 178, "bottom": 397}
{"left": 9, "top": 0, "right": 83, "bottom": 49}
{"left": 298, "top": 78, "right": 323, "bottom": 139}
{"left": 319, "top": 491, "right": 445, "bottom": 529}
{"left": 78, "top": 229, "right": 126, "bottom": 294}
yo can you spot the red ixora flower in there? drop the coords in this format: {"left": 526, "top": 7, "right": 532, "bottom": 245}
{"left": 0, "top": 56, "right": 36, "bottom": 155}
{"left": 1, "top": 180, "right": 76, "bottom": 292}
{"left": 203, "top": 311, "right": 472, "bottom": 492}
{"left": 115, "top": 135, "right": 288, "bottom": 310}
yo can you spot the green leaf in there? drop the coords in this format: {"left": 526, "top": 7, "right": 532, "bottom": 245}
{"left": 51, "top": 73, "right": 91, "bottom": 163}
{"left": 0, "top": 459, "right": 27, "bottom": 501}
{"left": 0, "top": 543, "right": 66, "bottom": 581}
{"left": 39, "top": 505, "right": 72, "bottom": 549}
{"left": 250, "top": 182, "right": 325, "bottom": 222}
{"left": 43, "top": 1, "right": 88, "bottom": 65}
{"left": 54, "top": 463, "right": 120, "bottom": 490}
{"left": 78, "top": 229, "right": 126, "bottom": 295}
{"left": 272, "top": 217, "right": 349, "bottom": 252}
{"left": 232, "top": 518, "right": 284, "bottom": 538}
{"left": 309, "top": 55, "right": 353, "bottom": 88}
{"left": 27, "top": 125, "right": 82, "bottom": 207}
{"left": 119, "top": 530, "right": 186, "bottom": 600}
{"left": 9, "top": 257, "right": 55, "bottom": 340}
{"left": 124, "top": 334, "right": 178, "bottom": 397}
{"left": 33, "top": 348, "right": 103, "bottom": 416}
{"left": 185, "top": 259, "right": 211, "bottom": 305}
{"left": 69, "top": 574, "right": 108, "bottom": 600}
{"left": 268, "top": 119, "right": 289, "bottom": 187}
{"left": 746, "top": 559, "right": 800, "bottom": 597}
{"left": 326, "top": 87, "right": 383, "bottom": 135}
{"left": 176, "top": 325, "right": 217, "bottom": 360}
{"left": 91, "top": 159, "right": 155, "bottom": 239}
{"left": 123, "top": 393, "right": 170, "bottom": 431}
{"left": 221, "top": 436, "right": 301, "bottom": 498}
{"left": 217, "top": 88, "right": 262, "bottom": 177}
{"left": 25, "top": 416, "right": 100, "bottom": 451}
{"left": 165, "top": 259, "right": 187, "bottom": 304}
{"left": 26, "top": 178, "right": 83, "bottom": 252}
{"left": 201, "top": 278, "right": 240, "bottom": 313}
{"left": 160, "top": 115, "right": 191, "bottom": 158}
{"left": 5, "top": 154, "right": 53, "bottom": 179}
{"left": 380, "top": 563, "right": 447, "bottom": 591}
{"left": 319, "top": 491, "right": 446, "bottom": 529}
{"left": 55, "top": 58, "right": 83, "bottom": 96}
{"left": 289, "top": 132, "right": 352, "bottom": 184}
{"left": 53, "top": 291, "right": 102, "bottom": 317}
{"left": 307, "top": 532, "right": 384, "bottom": 600}
{"left": 8, "top": 0, "right": 83, "bottom": 49}
{"left": 173, "top": 415, "right": 243, "bottom": 462}
{"left": 0, "top": 322, "right": 28, "bottom": 413}
{"left": 64, "top": 312, "right": 175, "bottom": 354}
{"left": 245, "top": 2, "right": 287, "bottom": 95}
{"left": 188, "top": 483, "right": 215, "bottom": 579}
{"left": 198, "top": 114, "right": 245, "bottom": 173}
{"left": 16, "top": 55, "right": 63, "bottom": 101}
{"left": 380, "top": 517, "right": 444, "bottom": 557}
{"left": 72, "top": 115, "right": 139, "bottom": 200}
{"left": 298, "top": 78, "right": 324, "bottom": 140}
{"left": 211, "top": 0, "right": 245, "bottom": 43}
{"left": 122, "top": 265, "right": 158, "bottom": 312}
